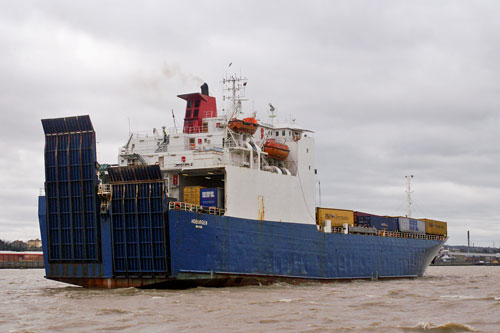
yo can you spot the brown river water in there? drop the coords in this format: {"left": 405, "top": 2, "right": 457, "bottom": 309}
{"left": 0, "top": 266, "right": 499, "bottom": 332}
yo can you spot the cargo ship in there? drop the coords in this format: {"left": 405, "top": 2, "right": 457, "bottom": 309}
{"left": 38, "top": 76, "right": 447, "bottom": 288}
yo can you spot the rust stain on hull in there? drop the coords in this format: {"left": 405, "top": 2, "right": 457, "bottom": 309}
{"left": 46, "top": 273, "right": 417, "bottom": 289}
{"left": 48, "top": 277, "right": 170, "bottom": 288}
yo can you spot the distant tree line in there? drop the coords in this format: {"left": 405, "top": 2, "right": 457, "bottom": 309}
{"left": 0, "top": 239, "right": 41, "bottom": 251}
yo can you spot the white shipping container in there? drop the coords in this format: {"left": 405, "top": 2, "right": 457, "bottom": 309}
{"left": 398, "top": 217, "right": 426, "bottom": 234}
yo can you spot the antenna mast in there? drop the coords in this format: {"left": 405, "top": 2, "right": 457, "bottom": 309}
{"left": 405, "top": 175, "right": 414, "bottom": 217}
{"left": 221, "top": 74, "right": 248, "bottom": 120}
{"left": 171, "top": 109, "right": 178, "bottom": 132}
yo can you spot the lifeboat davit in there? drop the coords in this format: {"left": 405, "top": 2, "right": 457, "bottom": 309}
{"left": 228, "top": 117, "right": 258, "bottom": 135}
{"left": 263, "top": 139, "right": 290, "bottom": 161}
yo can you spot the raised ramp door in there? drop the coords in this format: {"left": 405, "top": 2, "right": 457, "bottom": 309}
{"left": 108, "top": 165, "right": 169, "bottom": 275}
{"left": 41, "top": 116, "right": 100, "bottom": 262}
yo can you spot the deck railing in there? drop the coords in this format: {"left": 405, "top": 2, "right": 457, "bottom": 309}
{"left": 328, "top": 225, "right": 446, "bottom": 241}
{"left": 374, "top": 230, "right": 446, "bottom": 241}
{"left": 168, "top": 201, "right": 225, "bottom": 216}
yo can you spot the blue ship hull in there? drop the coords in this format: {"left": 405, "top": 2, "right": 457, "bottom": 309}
{"left": 38, "top": 197, "right": 444, "bottom": 288}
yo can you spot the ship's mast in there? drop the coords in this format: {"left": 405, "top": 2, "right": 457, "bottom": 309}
{"left": 171, "top": 109, "right": 178, "bottom": 132}
{"left": 222, "top": 74, "right": 248, "bottom": 120}
{"left": 405, "top": 175, "right": 414, "bottom": 217}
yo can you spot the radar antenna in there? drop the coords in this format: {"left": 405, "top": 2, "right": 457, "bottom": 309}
{"left": 268, "top": 103, "right": 276, "bottom": 125}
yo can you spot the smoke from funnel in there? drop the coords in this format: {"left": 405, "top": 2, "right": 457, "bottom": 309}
{"left": 161, "top": 63, "right": 204, "bottom": 85}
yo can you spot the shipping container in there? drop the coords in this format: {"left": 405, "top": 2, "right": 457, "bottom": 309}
{"left": 183, "top": 186, "right": 205, "bottom": 205}
{"left": 354, "top": 211, "right": 372, "bottom": 225}
{"left": 398, "top": 217, "right": 426, "bottom": 234}
{"left": 368, "top": 216, "right": 399, "bottom": 231}
{"left": 420, "top": 218, "right": 447, "bottom": 236}
{"left": 354, "top": 213, "right": 398, "bottom": 231}
{"left": 316, "top": 208, "right": 354, "bottom": 227}
{"left": 200, "top": 187, "right": 224, "bottom": 208}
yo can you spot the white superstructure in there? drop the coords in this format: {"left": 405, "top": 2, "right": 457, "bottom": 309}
{"left": 118, "top": 77, "right": 317, "bottom": 224}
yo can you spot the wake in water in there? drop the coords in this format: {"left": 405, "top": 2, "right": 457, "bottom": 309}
{"left": 400, "top": 321, "right": 478, "bottom": 332}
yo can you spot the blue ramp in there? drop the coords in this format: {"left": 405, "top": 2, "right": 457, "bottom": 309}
{"left": 41, "top": 115, "right": 100, "bottom": 262}
{"left": 108, "top": 165, "right": 169, "bottom": 275}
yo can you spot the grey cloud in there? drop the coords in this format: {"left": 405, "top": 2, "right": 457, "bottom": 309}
{"left": 0, "top": 1, "right": 499, "bottom": 246}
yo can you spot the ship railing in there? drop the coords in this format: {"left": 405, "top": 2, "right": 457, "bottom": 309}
{"left": 162, "top": 152, "right": 226, "bottom": 169}
{"left": 161, "top": 152, "right": 255, "bottom": 170}
{"left": 322, "top": 225, "right": 446, "bottom": 241}
{"left": 183, "top": 126, "right": 210, "bottom": 134}
{"left": 375, "top": 230, "right": 446, "bottom": 240}
{"left": 131, "top": 125, "right": 218, "bottom": 138}
{"left": 131, "top": 127, "right": 195, "bottom": 137}
{"left": 169, "top": 201, "right": 225, "bottom": 216}
{"left": 224, "top": 140, "right": 239, "bottom": 148}
{"left": 332, "top": 226, "right": 344, "bottom": 233}
{"left": 130, "top": 130, "right": 162, "bottom": 139}
{"left": 97, "top": 183, "right": 112, "bottom": 197}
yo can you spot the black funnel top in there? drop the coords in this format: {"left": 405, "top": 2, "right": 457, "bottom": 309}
{"left": 201, "top": 83, "right": 209, "bottom": 95}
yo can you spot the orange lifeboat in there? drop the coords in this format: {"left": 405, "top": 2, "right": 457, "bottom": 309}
{"left": 263, "top": 139, "right": 290, "bottom": 161}
{"left": 228, "top": 117, "right": 258, "bottom": 135}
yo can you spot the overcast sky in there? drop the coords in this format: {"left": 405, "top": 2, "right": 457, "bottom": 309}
{"left": 1, "top": 1, "right": 498, "bottom": 246}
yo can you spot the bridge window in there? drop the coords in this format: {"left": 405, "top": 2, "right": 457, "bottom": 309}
{"left": 193, "top": 109, "right": 199, "bottom": 118}
{"left": 276, "top": 131, "right": 279, "bottom": 136}
{"left": 186, "top": 110, "right": 192, "bottom": 118}
{"left": 187, "top": 101, "right": 193, "bottom": 108}
{"left": 195, "top": 100, "right": 200, "bottom": 108}
{"left": 282, "top": 130, "right": 285, "bottom": 136}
